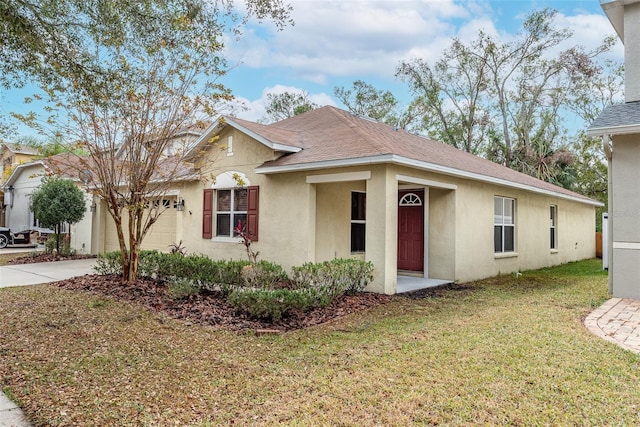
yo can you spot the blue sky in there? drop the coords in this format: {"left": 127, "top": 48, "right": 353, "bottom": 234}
{"left": 0, "top": 0, "right": 622, "bottom": 138}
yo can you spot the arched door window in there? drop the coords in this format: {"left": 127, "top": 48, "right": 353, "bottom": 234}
{"left": 399, "top": 192, "right": 423, "bottom": 206}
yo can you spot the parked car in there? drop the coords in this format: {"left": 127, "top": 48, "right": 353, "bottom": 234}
{"left": 0, "top": 227, "right": 37, "bottom": 248}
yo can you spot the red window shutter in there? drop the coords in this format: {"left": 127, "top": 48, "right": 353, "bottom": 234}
{"left": 247, "top": 186, "right": 259, "bottom": 241}
{"left": 202, "top": 189, "right": 213, "bottom": 239}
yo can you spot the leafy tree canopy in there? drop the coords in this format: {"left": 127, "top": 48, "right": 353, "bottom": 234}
{"left": 31, "top": 177, "right": 85, "bottom": 229}
{"left": 261, "top": 91, "right": 318, "bottom": 123}
{"left": 396, "top": 8, "right": 621, "bottom": 189}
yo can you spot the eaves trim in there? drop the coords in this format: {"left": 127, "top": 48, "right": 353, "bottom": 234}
{"left": 225, "top": 118, "right": 302, "bottom": 153}
{"left": 1, "top": 160, "right": 47, "bottom": 189}
{"left": 586, "top": 123, "right": 640, "bottom": 137}
{"left": 256, "top": 154, "right": 602, "bottom": 207}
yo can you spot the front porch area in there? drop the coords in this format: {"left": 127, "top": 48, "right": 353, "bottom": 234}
{"left": 396, "top": 275, "right": 453, "bottom": 294}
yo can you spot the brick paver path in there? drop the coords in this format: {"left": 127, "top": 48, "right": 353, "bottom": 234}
{"left": 585, "top": 298, "right": 640, "bottom": 354}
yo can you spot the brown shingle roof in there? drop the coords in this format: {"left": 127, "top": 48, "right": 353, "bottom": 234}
{"left": 249, "top": 106, "right": 596, "bottom": 205}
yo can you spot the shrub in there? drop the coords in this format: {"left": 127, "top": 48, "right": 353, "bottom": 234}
{"left": 167, "top": 278, "right": 200, "bottom": 300}
{"left": 240, "top": 261, "right": 289, "bottom": 289}
{"left": 44, "top": 235, "right": 57, "bottom": 254}
{"left": 138, "top": 250, "right": 163, "bottom": 278}
{"left": 227, "top": 288, "right": 316, "bottom": 321}
{"left": 291, "top": 258, "right": 374, "bottom": 301}
{"left": 94, "top": 251, "right": 123, "bottom": 275}
{"left": 327, "top": 258, "right": 374, "bottom": 294}
{"left": 95, "top": 250, "right": 258, "bottom": 294}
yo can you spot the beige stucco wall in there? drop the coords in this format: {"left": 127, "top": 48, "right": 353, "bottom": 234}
{"left": 182, "top": 127, "right": 316, "bottom": 267}
{"left": 187, "top": 148, "right": 596, "bottom": 293}
{"left": 610, "top": 134, "right": 640, "bottom": 298}
{"left": 388, "top": 165, "right": 596, "bottom": 284}
{"left": 452, "top": 179, "right": 595, "bottom": 282}
{"left": 428, "top": 187, "right": 456, "bottom": 280}
{"left": 314, "top": 181, "right": 366, "bottom": 261}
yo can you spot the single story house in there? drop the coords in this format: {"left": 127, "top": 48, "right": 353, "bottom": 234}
{"left": 2, "top": 153, "right": 94, "bottom": 253}
{"left": 95, "top": 107, "right": 601, "bottom": 294}
{"left": 94, "top": 106, "right": 600, "bottom": 294}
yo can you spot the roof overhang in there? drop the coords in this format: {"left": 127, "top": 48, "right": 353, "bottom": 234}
{"left": 185, "top": 116, "right": 302, "bottom": 160}
{"left": 1, "top": 160, "right": 47, "bottom": 189}
{"left": 601, "top": 0, "right": 640, "bottom": 41}
{"left": 256, "top": 155, "right": 602, "bottom": 207}
{"left": 587, "top": 123, "right": 640, "bottom": 136}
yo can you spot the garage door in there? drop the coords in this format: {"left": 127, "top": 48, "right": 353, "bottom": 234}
{"left": 104, "top": 198, "right": 177, "bottom": 252}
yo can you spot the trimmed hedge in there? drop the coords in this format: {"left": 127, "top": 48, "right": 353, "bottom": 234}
{"left": 227, "top": 288, "right": 317, "bottom": 321}
{"left": 94, "top": 252, "right": 375, "bottom": 321}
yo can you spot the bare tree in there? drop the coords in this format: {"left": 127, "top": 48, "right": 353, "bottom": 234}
{"left": 4, "top": 0, "right": 293, "bottom": 283}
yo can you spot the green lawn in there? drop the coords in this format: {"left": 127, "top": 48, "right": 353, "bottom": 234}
{"left": 1, "top": 259, "right": 638, "bottom": 426}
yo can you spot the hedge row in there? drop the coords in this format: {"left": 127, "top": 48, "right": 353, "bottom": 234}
{"left": 94, "top": 251, "right": 374, "bottom": 320}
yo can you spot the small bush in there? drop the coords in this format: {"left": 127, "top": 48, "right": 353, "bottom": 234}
{"left": 227, "top": 288, "right": 316, "bottom": 321}
{"left": 138, "top": 250, "right": 163, "bottom": 278}
{"left": 167, "top": 278, "right": 200, "bottom": 300}
{"left": 44, "top": 235, "right": 57, "bottom": 254}
{"left": 240, "top": 261, "right": 288, "bottom": 289}
{"left": 94, "top": 251, "right": 123, "bottom": 275}
{"left": 291, "top": 258, "right": 374, "bottom": 300}
{"left": 327, "top": 258, "right": 374, "bottom": 294}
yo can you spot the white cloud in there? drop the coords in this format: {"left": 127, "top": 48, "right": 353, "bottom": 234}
{"left": 554, "top": 12, "right": 624, "bottom": 61}
{"left": 231, "top": 85, "right": 336, "bottom": 122}
{"left": 225, "top": 0, "right": 491, "bottom": 81}
{"left": 220, "top": 1, "right": 622, "bottom": 121}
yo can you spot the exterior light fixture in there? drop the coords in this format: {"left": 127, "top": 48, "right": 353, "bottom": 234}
{"left": 175, "top": 197, "right": 185, "bottom": 211}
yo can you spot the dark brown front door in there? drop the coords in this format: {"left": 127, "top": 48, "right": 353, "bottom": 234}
{"left": 398, "top": 191, "right": 424, "bottom": 272}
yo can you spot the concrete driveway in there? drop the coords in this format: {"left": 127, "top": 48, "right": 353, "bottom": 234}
{"left": 0, "top": 258, "right": 97, "bottom": 288}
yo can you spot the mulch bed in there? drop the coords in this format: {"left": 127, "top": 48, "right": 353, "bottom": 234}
{"left": 7, "top": 253, "right": 96, "bottom": 264}
{"left": 52, "top": 274, "right": 393, "bottom": 332}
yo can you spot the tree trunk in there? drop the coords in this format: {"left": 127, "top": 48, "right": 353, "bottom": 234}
{"left": 55, "top": 223, "right": 61, "bottom": 254}
{"left": 127, "top": 245, "right": 140, "bottom": 284}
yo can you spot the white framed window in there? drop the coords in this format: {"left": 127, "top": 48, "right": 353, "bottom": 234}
{"left": 351, "top": 191, "right": 366, "bottom": 253}
{"left": 216, "top": 188, "right": 247, "bottom": 237}
{"left": 550, "top": 205, "right": 557, "bottom": 250}
{"left": 227, "top": 136, "right": 233, "bottom": 156}
{"left": 494, "top": 196, "right": 515, "bottom": 253}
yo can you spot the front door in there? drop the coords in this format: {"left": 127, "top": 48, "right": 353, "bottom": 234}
{"left": 397, "top": 191, "right": 424, "bottom": 272}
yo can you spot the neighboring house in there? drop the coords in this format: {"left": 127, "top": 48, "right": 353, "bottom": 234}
{"left": 95, "top": 106, "right": 599, "bottom": 294}
{"left": 0, "top": 141, "right": 39, "bottom": 226}
{"left": 2, "top": 153, "right": 94, "bottom": 253}
{"left": 89, "top": 127, "right": 203, "bottom": 253}
{"left": 91, "top": 156, "right": 199, "bottom": 254}
{"left": 588, "top": 0, "right": 640, "bottom": 298}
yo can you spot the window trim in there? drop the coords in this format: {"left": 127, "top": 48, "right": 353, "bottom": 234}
{"left": 203, "top": 186, "right": 258, "bottom": 242}
{"left": 550, "top": 204, "right": 558, "bottom": 251}
{"left": 215, "top": 188, "right": 247, "bottom": 238}
{"left": 494, "top": 196, "right": 516, "bottom": 254}
{"left": 351, "top": 191, "right": 366, "bottom": 253}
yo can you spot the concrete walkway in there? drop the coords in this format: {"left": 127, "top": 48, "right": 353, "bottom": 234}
{"left": 0, "top": 257, "right": 96, "bottom": 426}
